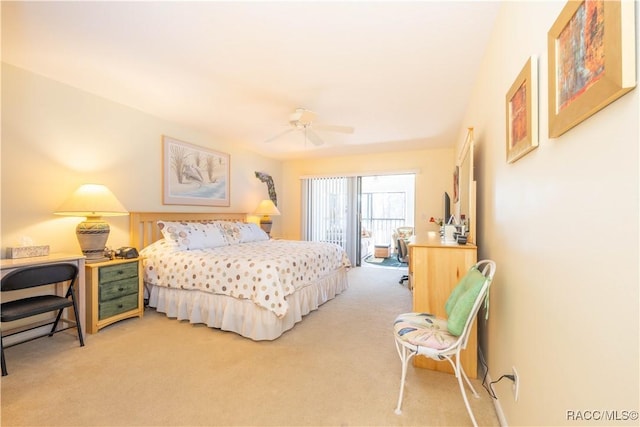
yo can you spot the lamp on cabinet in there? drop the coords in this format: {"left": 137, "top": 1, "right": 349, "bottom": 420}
{"left": 55, "top": 184, "right": 128, "bottom": 263}
{"left": 253, "top": 199, "right": 280, "bottom": 235}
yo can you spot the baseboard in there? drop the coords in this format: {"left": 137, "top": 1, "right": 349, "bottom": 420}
{"left": 478, "top": 348, "right": 509, "bottom": 427}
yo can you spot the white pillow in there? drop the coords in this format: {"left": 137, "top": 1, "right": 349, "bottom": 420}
{"left": 157, "top": 221, "right": 228, "bottom": 250}
{"left": 238, "top": 222, "right": 270, "bottom": 243}
{"left": 205, "top": 223, "right": 229, "bottom": 247}
{"left": 250, "top": 223, "right": 270, "bottom": 241}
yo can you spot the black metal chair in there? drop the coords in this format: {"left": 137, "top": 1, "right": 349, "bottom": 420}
{"left": 397, "top": 238, "right": 410, "bottom": 286}
{"left": 1, "top": 263, "right": 85, "bottom": 376}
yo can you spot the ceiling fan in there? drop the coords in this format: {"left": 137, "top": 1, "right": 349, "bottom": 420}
{"left": 265, "top": 108, "right": 354, "bottom": 146}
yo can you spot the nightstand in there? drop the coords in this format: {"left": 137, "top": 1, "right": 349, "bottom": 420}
{"left": 85, "top": 258, "right": 143, "bottom": 333}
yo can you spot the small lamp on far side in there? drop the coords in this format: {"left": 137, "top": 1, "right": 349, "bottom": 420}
{"left": 254, "top": 199, "right": 280, "bottom": 235}
{"left": 55, "top": 184, "right": 128, "bottom": 263}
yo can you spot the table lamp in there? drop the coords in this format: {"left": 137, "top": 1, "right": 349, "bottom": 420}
{"left": 254, "top": 199, "right": 280, "bottom": 235}
{"left": 55, "top": 184, "right": 128, "bottom": 263}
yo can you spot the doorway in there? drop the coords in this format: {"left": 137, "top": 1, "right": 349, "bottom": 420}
{"left": 302, "top": 173, "right": 415, "bottom": 267}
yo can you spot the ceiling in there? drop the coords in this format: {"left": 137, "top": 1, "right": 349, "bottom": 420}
{"left": 2, "top": 1, "right": 501, "bottom": 160}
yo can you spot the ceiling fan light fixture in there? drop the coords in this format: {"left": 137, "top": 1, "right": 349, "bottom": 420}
{"left": 289, "top": 108, "right": 316, "bottom": 126}
{"left": 266, "top": 107, "right": 355, "bottom": 147}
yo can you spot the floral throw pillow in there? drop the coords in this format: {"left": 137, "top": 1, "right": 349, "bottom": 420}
{"left": 157, "top": 221, "right": 227, "bottom": 250}
{"left": 216, "top": 221, "right": 243, "bottom": 245}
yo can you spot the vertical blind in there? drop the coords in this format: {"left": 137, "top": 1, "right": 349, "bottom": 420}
{"left": 301, "top": 176, "right": 359, "bottom": 265}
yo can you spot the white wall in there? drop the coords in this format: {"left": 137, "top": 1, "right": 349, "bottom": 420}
{"left": 1, "top": 64, "right": 283, "bottom": 255}
{"left": 463, "top": 2, "right": 639, "bottom": 425}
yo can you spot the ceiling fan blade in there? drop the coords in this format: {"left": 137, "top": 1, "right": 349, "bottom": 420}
{"left": 306, "top": 129, "right": 324, "bottom": 146}
{"left": 265, "top": 128, "right": 295, "bottom": 143}
{"left": 314, "top": 124, "right": 355, "bottom": 134}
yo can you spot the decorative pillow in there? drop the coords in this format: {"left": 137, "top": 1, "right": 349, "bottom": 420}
{"left": 445, "top": 267, "right": 479, "bottom": 315}
{"left": 444, "top": 267, "right": 486, "bottom": 336}
{"left": 238, "top": 223, "right": 269, "bottom": 243}
{"left": 157, "top": 221, "right": 227, "bottom": 250}
{"left": 215, "top": 221, "right": 243, "bottom": 245}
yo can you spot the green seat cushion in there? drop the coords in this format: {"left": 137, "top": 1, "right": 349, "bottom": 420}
{"left": 444, "top": 267, "right": 486, "bottom": 336}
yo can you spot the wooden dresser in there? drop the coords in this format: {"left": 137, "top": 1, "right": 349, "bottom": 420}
{"left": 408, "top": 234, "right": 478, "bottom": 377}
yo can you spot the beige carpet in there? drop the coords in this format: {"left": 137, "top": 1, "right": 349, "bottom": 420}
{"left": 0, "top": 266, "right": 499, "bottom": 426}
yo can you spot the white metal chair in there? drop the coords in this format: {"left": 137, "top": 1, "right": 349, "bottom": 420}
{"left": 392, "top": 260, "right": 496, "bottom": 426}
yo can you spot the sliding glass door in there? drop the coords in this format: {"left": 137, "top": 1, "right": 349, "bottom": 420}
{"left": 301, "top": 176, "right": 360, "bottom": 265}
{"left": 302, "top": 173, "right": 415, "bottom": 267}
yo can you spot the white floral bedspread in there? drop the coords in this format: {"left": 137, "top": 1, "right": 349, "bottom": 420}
{"left": 141, "top": 239, "right": 351, "bottom": 318}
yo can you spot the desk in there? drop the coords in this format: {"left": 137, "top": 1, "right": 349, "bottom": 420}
{"left": 1, "top": 253, "right": 86, "bottom": 342}
{"left": 409, "top": 235, "right": 478, "bottom": 377}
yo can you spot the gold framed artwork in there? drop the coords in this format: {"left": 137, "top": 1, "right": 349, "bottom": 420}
{"left": 506, "top": 56, "right": 538, "bottom": 163}
{"left": 548, "top": 0, "right": 636, "bottom": 138}
{"left": 162, "top": 135, "right": 230, "bottom": 206}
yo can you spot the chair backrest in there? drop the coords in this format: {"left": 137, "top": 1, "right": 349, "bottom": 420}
{"left": 395, "top": 226, "right": 414, "bottom": 240}
{"left": 1, "top": 263, "right": 78, "bottom": 292}
{"left": 456, "top": 260, "right": 496, "bottom": 350}
{"left": 397, "top": 238, "right": 409, "bottom": 262}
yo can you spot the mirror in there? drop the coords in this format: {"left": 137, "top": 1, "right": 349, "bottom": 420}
{"left": 455, "top": 128, "right": 476, "bottom": 244}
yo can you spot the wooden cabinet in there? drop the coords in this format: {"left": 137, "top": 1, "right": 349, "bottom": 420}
{"left": 409, "top": 234, "right": 478, "bottom": 377}
{"left": 85, "top": 258, "right": 143, "bottom": 333}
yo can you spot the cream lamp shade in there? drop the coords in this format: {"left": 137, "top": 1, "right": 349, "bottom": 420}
{"left": 55, "top": 184, "right": 128, "bottom": 263}
{"left": 253, "top": 199, "right": 280, "bottom": 235}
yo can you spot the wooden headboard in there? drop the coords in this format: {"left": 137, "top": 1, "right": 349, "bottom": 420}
{"left": 129, "top": 211, "right": 248, "bottom": 249}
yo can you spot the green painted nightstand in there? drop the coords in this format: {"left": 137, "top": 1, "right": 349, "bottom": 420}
{"left": 85, "top": 258, "right": 143, "bottom": 333}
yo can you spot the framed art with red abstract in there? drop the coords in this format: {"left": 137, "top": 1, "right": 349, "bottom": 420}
{"left": 548, "top": 0, "right": 636, "bottom": 138}
{"left": 506, "top": 56, "right": 538, "bottom": 163}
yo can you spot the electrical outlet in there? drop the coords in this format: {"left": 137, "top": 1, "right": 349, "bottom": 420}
{"left": 512, "top": 366, "right": 519, "bottom": 401}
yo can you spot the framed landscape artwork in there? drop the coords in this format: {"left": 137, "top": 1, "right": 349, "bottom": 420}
{"left": 548, "top": 0, "right": 636, "bottom": 138}
{"left": 163, "top": 136, "right": 230, "bottom": 206}
{"left": 506, "top": 56, "right": 538, "bottom": 163}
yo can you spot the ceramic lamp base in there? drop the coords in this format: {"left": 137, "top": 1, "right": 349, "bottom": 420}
{"left": 76, "top": 219, "right": 109, "bottom": 263}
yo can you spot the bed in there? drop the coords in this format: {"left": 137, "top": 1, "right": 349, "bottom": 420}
{"left": 130, "top": 212, "right": 351, "bottom": 340}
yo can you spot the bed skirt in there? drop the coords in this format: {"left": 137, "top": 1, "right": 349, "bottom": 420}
{"left": 147, "top": 266, "right": 349, "bottom": 340}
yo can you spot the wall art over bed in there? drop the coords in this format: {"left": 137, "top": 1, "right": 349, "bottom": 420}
{"left": 163, "top": 136, "right": 230, "bottom": 206}
{"left": 547, "top": 0, "right": 636, "bottom": 138}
